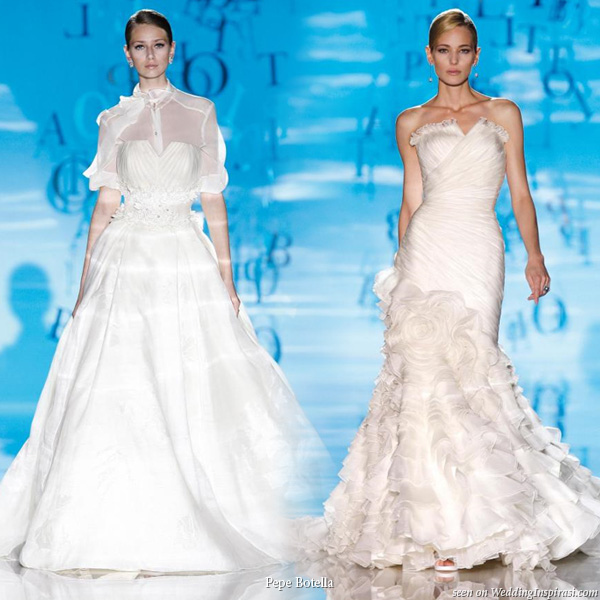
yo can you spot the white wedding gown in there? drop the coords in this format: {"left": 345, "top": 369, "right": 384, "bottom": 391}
{"left": 0, "top": 80, "right": 324, "bottom": 573}
{"left": 295, "top": 117, "right": 600, "bottom": 572}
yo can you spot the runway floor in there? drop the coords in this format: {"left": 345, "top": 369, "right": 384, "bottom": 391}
{"left": 1, "top": 553, "right": 599, "bottom": 598}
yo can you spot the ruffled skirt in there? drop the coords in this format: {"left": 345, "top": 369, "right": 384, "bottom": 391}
{"left": 293, "top": 261, "right": 600, "bottom": 571}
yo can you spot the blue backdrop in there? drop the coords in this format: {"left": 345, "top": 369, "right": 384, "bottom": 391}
{"left": 1, "top": 0, "right": 599, "bottom": 510}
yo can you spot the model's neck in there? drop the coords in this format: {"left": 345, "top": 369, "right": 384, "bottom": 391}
{"left": 137, "top": 76, "right": 170, "bottom": 93}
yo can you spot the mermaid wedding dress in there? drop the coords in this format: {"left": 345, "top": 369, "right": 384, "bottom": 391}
{"left": 295, "top": 116, "right": 600, "bottom": 572}
{"left": 0, "top": 79, "right": 324, "bottom": 573}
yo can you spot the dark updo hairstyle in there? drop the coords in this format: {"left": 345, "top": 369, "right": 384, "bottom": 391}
{"left": 125, "top": 9, "right": 173, "bottom": 47}
{"left": 428, "top": 8, "right": 478, "bottom": 51}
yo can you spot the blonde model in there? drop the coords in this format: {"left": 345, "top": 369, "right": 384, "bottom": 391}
{"left": 296, "top": 8, "right": 600, "bottom": 573}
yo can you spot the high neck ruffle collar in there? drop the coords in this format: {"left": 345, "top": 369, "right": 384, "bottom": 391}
{"left": 105, "top": 78, "right": 175, "bottom": 143}
{"left": 131, "top": 78, "right": 174, "bottom": 108}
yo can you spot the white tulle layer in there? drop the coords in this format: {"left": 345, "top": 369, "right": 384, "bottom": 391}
{"left": 293, "top": 265, "right": 600, "bottom": 572}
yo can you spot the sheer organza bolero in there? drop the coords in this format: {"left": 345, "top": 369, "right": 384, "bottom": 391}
{"left": 83, "top": 78, "right": 228, "bottom": 195}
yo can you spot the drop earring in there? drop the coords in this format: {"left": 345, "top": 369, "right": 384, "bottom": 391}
{"left": 169, "top": 56, "right": 173, "bottom": 64}
{"left": 429, "top": 63, "right": 433, "bottom": 83}
{"left": 128, "top": 60, "right": 133, "bottom": 68}
{"left": 474, "top": 63, "right": 479, "bottom": 78}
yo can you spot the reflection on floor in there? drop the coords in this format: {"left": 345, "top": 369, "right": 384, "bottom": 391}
{"left": 292, "top": 554, "right": 600, "bottom": 598}
{"left": 1, "top": 552, "right": 598, "bottom": 599}
{"left": 0, "top": 559, "right": 298, "bottom": 599}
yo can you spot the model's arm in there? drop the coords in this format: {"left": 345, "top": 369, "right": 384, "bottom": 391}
{"left": 200, "top": 191, "right": 240, "bottom": 316}
{"left": 395, "top": 110, "right": 424, "bottom": 247}
{"left": 72, "top": 186, "right": 122, "bottom": 318}
{"left": 498, "top": 99, "right": 551, "bottom": 305}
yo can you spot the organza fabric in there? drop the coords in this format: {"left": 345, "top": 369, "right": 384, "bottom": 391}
{"left": 0, "top": 79, "right": 328, "bottom": 573}
{"left": 293, "top": 117, "right": 600, "bottom": 572}
{"left": 83, "top": 78, "right": 227, "bottom": 195}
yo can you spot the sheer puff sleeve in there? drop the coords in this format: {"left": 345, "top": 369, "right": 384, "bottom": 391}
{"left": 199, "top": 101, "right": 229, "bottom": 194}
{"left": 82, "top": 109, "right": 123, "bottom": 193}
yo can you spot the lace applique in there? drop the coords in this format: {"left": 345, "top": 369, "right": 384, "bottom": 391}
{"left": 111, "top": 184, "right": 202, "bottom": 231}
{"left": 32, "top": 494, "right": 72, "bottom": 550}
{"left": 177, "top": 514, "right": 203, "bottom": 550}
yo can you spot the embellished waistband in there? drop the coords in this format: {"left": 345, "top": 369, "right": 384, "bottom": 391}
{"left": 110, "top": 189, "right": 201, "bottom": 231}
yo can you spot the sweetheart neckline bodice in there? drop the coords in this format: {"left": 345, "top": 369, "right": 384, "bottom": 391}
{"left": 119, "top": 139, "right": 203, "bottom": 159}
{"left": 407, "top": 114, "right": 509, "bottom": 215}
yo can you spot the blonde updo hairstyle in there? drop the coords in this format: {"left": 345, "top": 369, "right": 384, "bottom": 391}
{"left": 428, "top": 8, "right": 478, "bottom": 51}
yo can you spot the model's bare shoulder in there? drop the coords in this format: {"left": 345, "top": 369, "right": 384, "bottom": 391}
{"left": 395, "top": 106, "right": 425, "bottom": 141}
{"left": 488, "top": 98, "right": 523, "bottom": 133}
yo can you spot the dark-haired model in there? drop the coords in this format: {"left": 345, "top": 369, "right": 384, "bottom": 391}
{"left": 297, "top": 8, "right": 600, "bottom": 573}
{"left": 0, "top": 9, "right": 322, "bottom": 573}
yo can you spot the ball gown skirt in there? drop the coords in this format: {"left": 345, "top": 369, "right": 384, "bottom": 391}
{"left": 294, "top": 117, "right": 600, "bottom": 572}
{"left": 0, "top": 140, "right": 323, "bottom": 573}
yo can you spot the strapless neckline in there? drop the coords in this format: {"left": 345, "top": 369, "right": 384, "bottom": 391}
{"left": 410, "top": 116, "right": 509, "bottom": 143}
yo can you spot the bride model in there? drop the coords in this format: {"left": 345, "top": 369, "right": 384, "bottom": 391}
{"left": 295, "top": 8, "right": 600, "bottom": 573}
{"left": 0, "top": 9, "right": 323, "bottom": 573}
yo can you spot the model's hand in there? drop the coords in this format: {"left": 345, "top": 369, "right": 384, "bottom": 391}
{"left": 224, "top": 280, "right": 241, "bottom": 316}
{"left": 525, "top": 255, "right": 550, "bottom": 305}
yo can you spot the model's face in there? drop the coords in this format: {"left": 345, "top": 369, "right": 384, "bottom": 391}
{"left": 124, "top": 24, "right": 174, "bottom": 79}
{"left": 426, "top": 26, "right": 479, "bottom": 86}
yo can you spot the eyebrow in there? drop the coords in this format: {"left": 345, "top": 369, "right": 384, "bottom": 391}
{"left": 132, "top": 38, "right": 167, "bottom": 43}
{"left": 436, "top": 43, "right": 472, "bottom": 47}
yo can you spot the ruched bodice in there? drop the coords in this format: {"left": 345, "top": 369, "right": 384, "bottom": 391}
{"left": 410, "top": 116, "right": 509, "bottom": 214}
{"left": 117, "top": 140, "right": 204, "bottom": 193}
{"left": 400, "top": 117, "right": 510, "bottom": 341}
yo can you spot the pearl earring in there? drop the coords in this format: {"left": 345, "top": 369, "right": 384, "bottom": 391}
{"left": 474, "top": 64, "right": 479, "bottom": 78}
{"left": 429, "top": 63, "right": 433, "bottom": 82}
{"left": 169, "top": 56, "right": 173, "bottom": 64}
{"left": 128, "top": 61, "right": 133, "bottom": 68}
